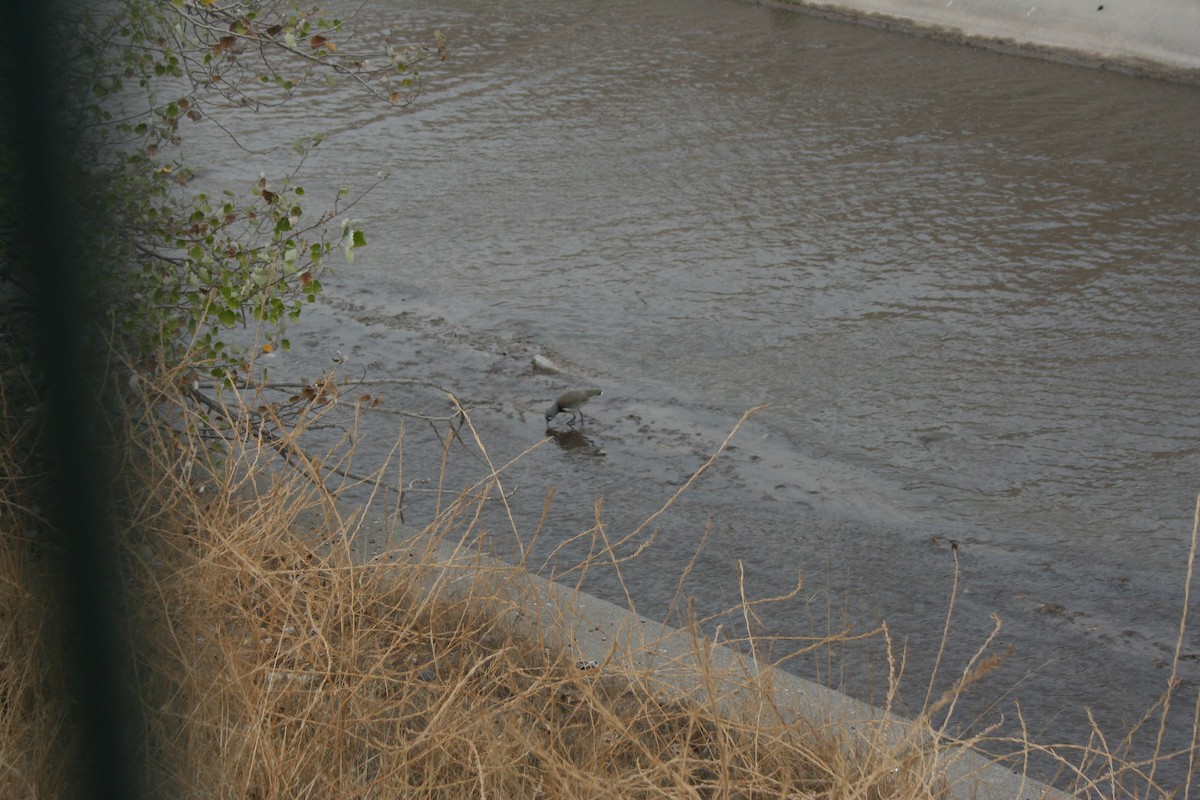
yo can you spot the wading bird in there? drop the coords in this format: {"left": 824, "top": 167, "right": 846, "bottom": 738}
{"left": 545, "top": 388, "right": 602, "bottom": 427}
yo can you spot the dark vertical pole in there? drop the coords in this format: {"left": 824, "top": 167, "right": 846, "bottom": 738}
{"left": 0, "top": 2, "right": 141, "bottom": 798}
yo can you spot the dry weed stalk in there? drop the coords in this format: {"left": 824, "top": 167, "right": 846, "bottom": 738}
{"left": 1, "top": 371, "right": 1195, "bottom": 798}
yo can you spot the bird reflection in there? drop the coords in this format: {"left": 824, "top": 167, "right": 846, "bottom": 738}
{"left": 546, "top": 426, "right": 604, "bottom": 457}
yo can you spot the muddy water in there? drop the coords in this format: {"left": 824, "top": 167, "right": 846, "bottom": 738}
{"left": 186, "top": 0, "right": 1200, "bottom": 787}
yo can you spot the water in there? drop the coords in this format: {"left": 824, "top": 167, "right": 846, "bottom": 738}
{"left": 340, "top": 0, "right": 1200, "bottom": 564}
{"left": 183, "top": 0, "right": 1200, "bottom": 788}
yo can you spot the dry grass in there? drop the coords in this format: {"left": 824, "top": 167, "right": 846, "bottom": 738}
{"left": 0, "top": 370, "right": 1195, "bottom": 798}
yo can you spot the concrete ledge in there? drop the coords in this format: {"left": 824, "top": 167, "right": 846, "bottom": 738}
{"left": 343, "top": 512, "right": 1069, "bottom": 800}
{"left": 752, "top": 0, "right": 1200, "bottom": 82}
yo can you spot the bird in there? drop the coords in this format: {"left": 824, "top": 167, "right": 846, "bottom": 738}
{"left": 545, "top": 388, "right": 602, "bottom": 427}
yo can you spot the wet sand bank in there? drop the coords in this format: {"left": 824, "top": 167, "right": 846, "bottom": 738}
{"left": 270, "top": 293, "right": 1197, "bottom": 789}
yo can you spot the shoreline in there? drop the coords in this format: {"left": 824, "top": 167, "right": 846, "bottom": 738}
{"left": 750, "top": 0, "right": 1200, "bottom": 83}
{"left": 290, "top": 292, "right": 1198, "bottom": 789}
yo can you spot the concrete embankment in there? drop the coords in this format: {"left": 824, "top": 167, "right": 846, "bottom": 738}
{"left": 343, "top": 513, "right": 1068, "bottom": 800}
{"left": 756, "top": 0, "right": 1200, "bottom": 81}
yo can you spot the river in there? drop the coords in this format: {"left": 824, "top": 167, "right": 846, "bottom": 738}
{"left": 186, "top": 0, "right": 1200, "bottom": 789}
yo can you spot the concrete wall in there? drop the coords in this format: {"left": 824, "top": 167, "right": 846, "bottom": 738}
{"left": 342, "top": 513, "right": 1069, "bottom": 800}
{"left": 761, "top": 0, "right": 1200, "bottom": 81}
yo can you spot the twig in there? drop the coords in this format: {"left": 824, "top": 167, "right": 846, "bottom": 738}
{"left": 183, "top": 384, "right": 377, "bottom": 492}
{"left": 1147, "top": 491, "right": 1200, "bottom": 793}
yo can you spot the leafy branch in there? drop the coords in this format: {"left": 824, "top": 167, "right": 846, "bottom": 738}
{"left": 10, "top": 0, "right": 445, "bottom": 383}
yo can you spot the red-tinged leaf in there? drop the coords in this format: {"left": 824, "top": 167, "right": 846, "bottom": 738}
{"left": 215, "top": 35, "right": 236, "bottom": 55}
{"left": 299, "top": 271, "right": 313, "bottom": 287}
{"left": 266, "top": 25, "right": 283, "bottom": 38}
{"left": 260, "top": 189, "right": 276, "bottom": 204}
{"left": 187, "top": 109, "right": 202, "bottom": 122}
{"left": 310, "top": 35, "right": 327, "bottom": 49}
{"left": 388, "top": 92, "right": 402, "bottom": 104}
